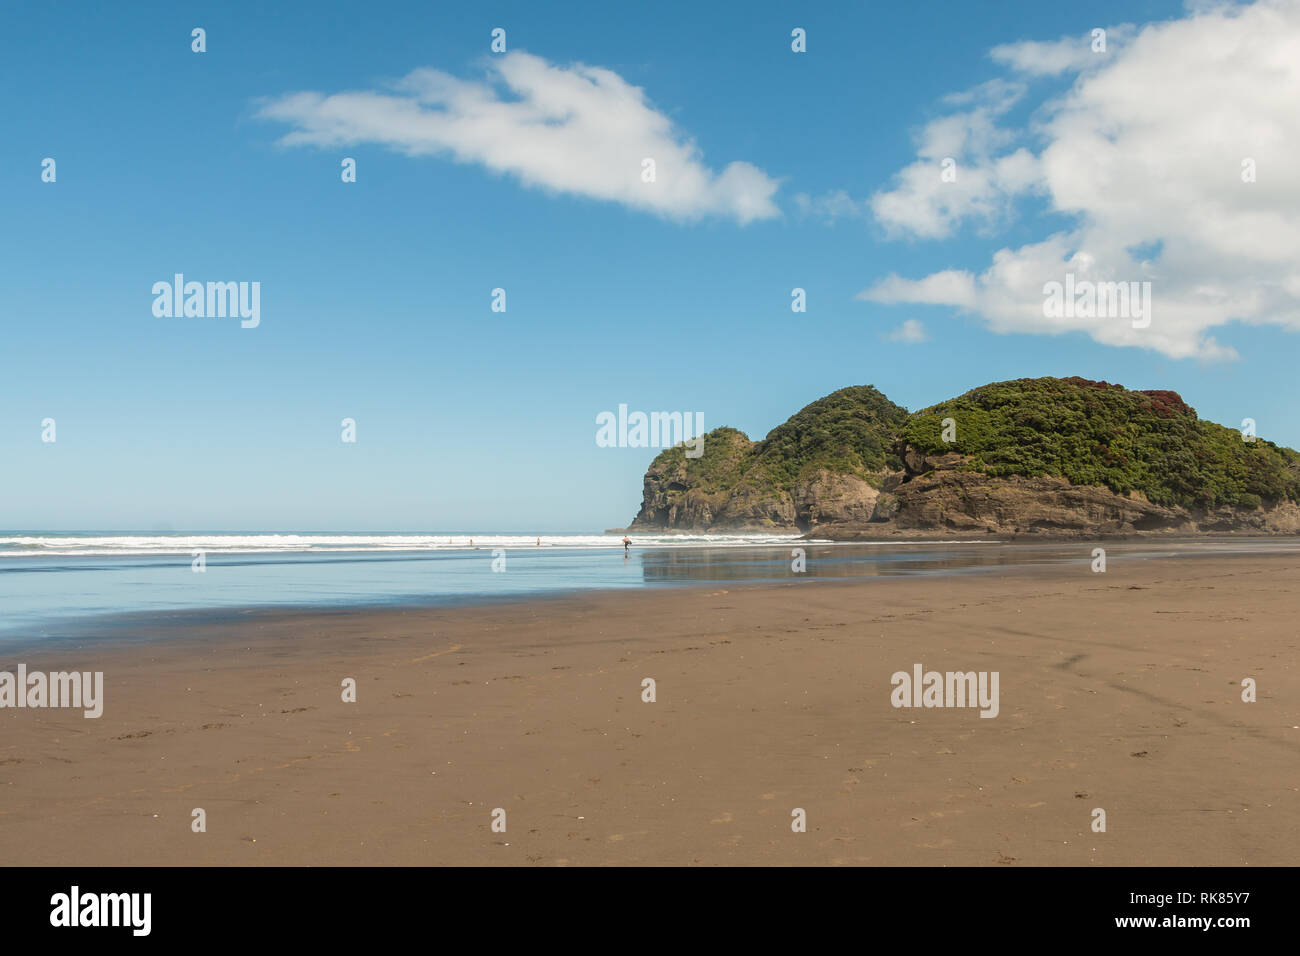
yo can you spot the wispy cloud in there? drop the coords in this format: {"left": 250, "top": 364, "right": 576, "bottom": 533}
{"left": 792, "top": 189, "right": 868, "bottom": 224}
{"left": 868, "top": 79, "right": 1040, "bottom": 240}
{"left": 988, "top": 25, "right": 1136, "bottom": 75}
{"left": 884, "top": 319, "right": 929, "bottom": 343}
{"left": 256, "top": 51, "right": 780, "bottom": 225}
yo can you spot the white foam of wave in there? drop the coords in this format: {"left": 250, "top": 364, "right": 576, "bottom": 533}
{"left": 0, "top": 532, "right": 817, "bottom": 557}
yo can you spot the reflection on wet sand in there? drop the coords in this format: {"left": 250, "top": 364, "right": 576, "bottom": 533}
{"left": 637, "top": 538, "right": 1300, "bottom": 584}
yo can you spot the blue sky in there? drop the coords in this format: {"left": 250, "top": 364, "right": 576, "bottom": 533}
{"left": 3, "top": 0, "right": 1298, "bottom": 531}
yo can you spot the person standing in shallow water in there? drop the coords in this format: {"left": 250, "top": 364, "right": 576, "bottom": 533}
{"left": 623, "top": 536, "right": 631, "bottom": 554}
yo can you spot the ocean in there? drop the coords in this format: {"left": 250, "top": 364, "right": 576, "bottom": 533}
{"left": 3, "top": 531, "right": 1297, "bottom": 642}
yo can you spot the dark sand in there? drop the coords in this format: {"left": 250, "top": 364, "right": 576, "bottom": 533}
{"left": 3, "top": 553, "right": 1298, "bottom": 865}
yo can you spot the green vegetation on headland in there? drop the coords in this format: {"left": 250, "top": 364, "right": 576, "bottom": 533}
{"left": 900, "top": 377, "right": 1300, "bottom": 509}
{"left": 644, "top": 385, "right": 909, "bottom": 495}
{"left": 750, "top": 385, "right": 909, "bottom": 488}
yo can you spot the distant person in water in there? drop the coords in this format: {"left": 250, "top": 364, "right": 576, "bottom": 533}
{"left": 623, "top": 536, "right": 631, "bottom": 553}
{"left": 536, "top": 537, "right": 541, "bottom": 546}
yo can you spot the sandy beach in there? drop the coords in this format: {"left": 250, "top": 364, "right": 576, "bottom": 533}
{"left": 2, "top": 551, "right": 1297, "bottom": 866}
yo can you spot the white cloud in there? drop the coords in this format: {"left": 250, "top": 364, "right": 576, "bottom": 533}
{"left": 792, "top": 188, "right": 868, "bottom": 223}
{"left": 257, "top": 52, "right": 780, "bottom": 225}
{"left": 989, "top": 25, "right": 1136, "bottom": 76}
{"left": 868, "top": 80, "right": 1041, "bottom": 239}
{"left": 862, "top": 270, "right": 977, "bottom": 310}
{"left": 885, "top": 319, "right": 929, "bottom": 343}
{"left": 862, "top": 0, "right": 1300, "bottom": 360}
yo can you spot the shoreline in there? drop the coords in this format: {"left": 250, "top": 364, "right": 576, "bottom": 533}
{"left": 7, "top": 534, "right": 1300, "bottom": 655}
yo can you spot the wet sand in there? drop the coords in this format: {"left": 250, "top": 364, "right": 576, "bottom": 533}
{"left": 2, "top": 552, "right": 1298, "bottom": 865}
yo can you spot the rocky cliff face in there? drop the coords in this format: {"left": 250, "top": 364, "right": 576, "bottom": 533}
{"left": 631, "top": 427, "right": 797, "bottom": 529}
{"left": 828, "top": 448, "right": 1300, "bottom": 538}
{"left": 633, "top": 443, "right": 1300, "bottom": 537}
{"left": 633, "top": 468, "right": 890, "bottom": 532}
{"left": 628, "top": 379, "right": 1300, "bottom": 538}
